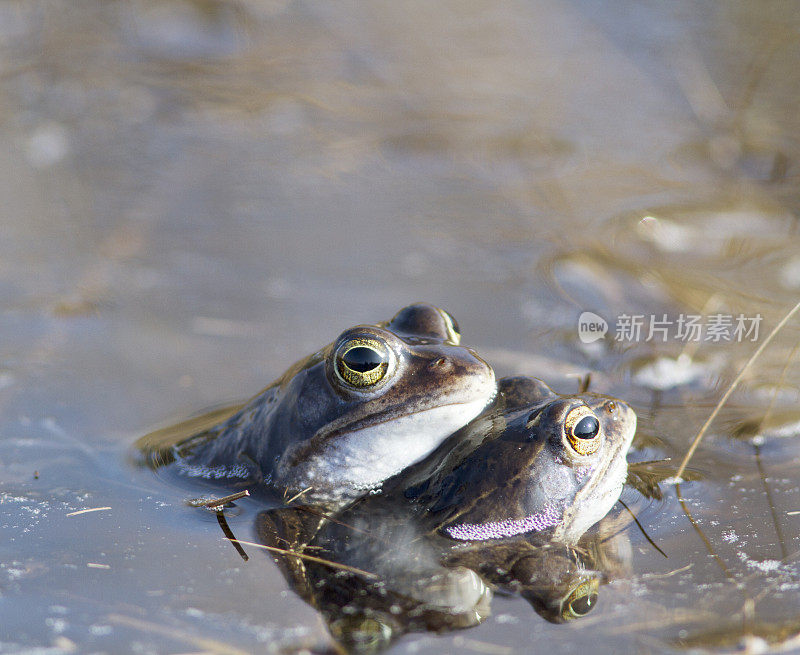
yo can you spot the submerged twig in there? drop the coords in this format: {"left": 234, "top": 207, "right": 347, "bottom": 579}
{"left": 676, "top": 483, "right": 733, "bottom": 581}
{"left": 216, "top": 512, "right": 249, "bottom": 562}
{"left": 675, "top": 300, "right": 800, "bottom": 480}
{"left": 229, "top": 539, "right": 379, "bottom": 579}
{"left": 618, "top": 499, "right": 667, "bottom": 558}
{"left": 754, "top": 443, "right": 788, "bottom": 561}
{"left": 752, "top": 330, "right": 800, "bottom": 562}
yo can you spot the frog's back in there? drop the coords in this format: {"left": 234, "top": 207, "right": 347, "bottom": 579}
{"left": 136, "top": 382, "right": 283, "bottom": 484}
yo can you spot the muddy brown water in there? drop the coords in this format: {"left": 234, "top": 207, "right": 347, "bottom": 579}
{"left": 2, "top": 1, "right": 800, "bottom": 653}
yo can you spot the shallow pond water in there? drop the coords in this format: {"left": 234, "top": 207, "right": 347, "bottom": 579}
{"left": 2, "top": 1, "right": 800, "bottom": 653}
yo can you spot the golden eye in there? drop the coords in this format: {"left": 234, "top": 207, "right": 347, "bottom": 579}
{"left": 562, "top": 580, "right": 599, "bottom": 620}
{"left": 441, "top": 309, "right": 461, "bottom": 345}
{"left": 335, "top": 340, "right": 390, "bottom": 388}
{"left": 564, "top": 406, "right": 602, "bottom": 455}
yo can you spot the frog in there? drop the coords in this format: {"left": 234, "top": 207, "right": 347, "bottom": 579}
{"left": 137, "top": 303, "right": 496, "bottom": 505}
{"left": 392, "top": 374, "right": 637, "bottom": 545}
{"left": 253, "top": 375, "right": 637, "bottom": 651}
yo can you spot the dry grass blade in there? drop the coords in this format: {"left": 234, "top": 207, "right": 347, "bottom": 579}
{"left": 675, "top": 299, "right": 800, "bottom": 480}
{"left": 285, "top": 486, "right": 313, "bottom": 504}
{"left": 229, "top": 539, "right": 379, "bottom": 579}
{"left": 452, "top": 636, "right": 513, "bottom": 655}
{"left": 107, "top": 614, "right": 251, "bottom": 655}
{"left": 295, "top": 505, "right": 377, "bottom": 538}
{"left": 66, "top": 507, "right": 112, "bottom": 516}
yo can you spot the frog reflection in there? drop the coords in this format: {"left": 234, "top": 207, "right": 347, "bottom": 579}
{"left": 255, "top": 509, "right": 630, "bottom": 653}
{"left": 137, "top": 304, "right": 496, "bottom": 506}
{"left": 254, "top": 376, "right": 636, "bottom": 652}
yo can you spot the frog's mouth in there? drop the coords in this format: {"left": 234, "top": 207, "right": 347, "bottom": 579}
{"left": 290, "top": 391, "right": 496, "bottom": 492}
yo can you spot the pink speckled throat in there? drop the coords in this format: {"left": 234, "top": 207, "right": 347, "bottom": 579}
{"left": 443, "top": 501, "right": 562, "bottom": 541}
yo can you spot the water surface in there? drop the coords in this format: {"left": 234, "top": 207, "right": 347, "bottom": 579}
{"left": 2, "top": 1, "right": 800, "bottom": 653}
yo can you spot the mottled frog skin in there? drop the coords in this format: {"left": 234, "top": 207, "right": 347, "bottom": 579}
{"left": 138, "top": 304, "right": 496, "bottom": 505}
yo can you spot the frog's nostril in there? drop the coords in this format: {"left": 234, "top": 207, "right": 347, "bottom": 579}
{"left": 430, "top": 357, "right": 449, "bottom": 369}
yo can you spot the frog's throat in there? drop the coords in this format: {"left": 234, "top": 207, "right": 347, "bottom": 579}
{"left": 292, "top": 394, "right": 494, "bottom": 492}
{"left": 443, "top": 501, "right": 563, "bottom": 541}
{"left": 314, "top": 369, "right": 498, "bottom": 447}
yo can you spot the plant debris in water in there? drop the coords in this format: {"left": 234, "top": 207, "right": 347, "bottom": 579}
{"left": 187, "top": 490, "right": 250, "bottom": 510}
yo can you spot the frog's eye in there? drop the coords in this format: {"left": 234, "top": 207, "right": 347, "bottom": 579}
{"left": 564, "top": 406, "right": 601, "bottom": 455}
{"left": 335, "top": 340, "right": 391, "bottom": 388}
{"left": 562, "top": 581, "right": 599, "bottom": 620}
{"left": 440, "top": 309, "right": 461, "bottom": 345}
{"left": 329, "top": 615, "right": 392, "bottom": 651}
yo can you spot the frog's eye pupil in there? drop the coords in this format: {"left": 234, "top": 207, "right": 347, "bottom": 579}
{"left": 336, "top": 341, "right": 391, "bottom": 388}
{"left": 569, "top": 592, "right": 597, "bottom": 617}
{"left": 342, "top": 346, "right": 386, "bottom": 372}
{"left": 573, "top": 416, "right": 599, "bottom": 440}
{"left": 564, "top": 407, "right": 602, "bottom": 455}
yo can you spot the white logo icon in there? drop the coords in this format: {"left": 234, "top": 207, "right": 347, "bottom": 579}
{"left": 578, "top": 312, "right": 608, "bottom": 344}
